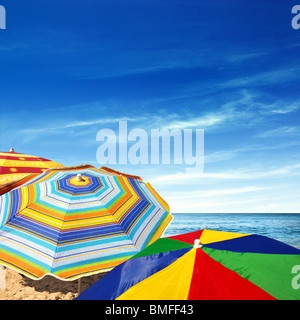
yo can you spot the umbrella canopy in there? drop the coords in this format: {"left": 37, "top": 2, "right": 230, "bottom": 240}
{"left": 0, "top": 165, "right": 172, "bottom": 280}
{"left": 77, "top": 229, "right": 300, "bottom": 300}
{"left": 0, "top": 149, "right": 64, "bottom": 195}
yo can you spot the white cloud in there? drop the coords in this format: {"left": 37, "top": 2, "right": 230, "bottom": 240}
{"left": 163, "top": 184, "right": 300, "bottom": 213}
{"left": 163, "top": 113, "right": 226, "bottom": 129}
{"left": 168, "top": 186, "right": 271, "bottom": 199}
{"left": 22, "top": 116, "right": 146, "bottom": 135}
{"left": 256, "top": 126, "right": 300, "bottom": 138}
{"left": 152, "top": 163, "right": 300, "bottom": 185}
{"left": 204, "top": 150, "right": 238, "bottom": 163}
{"left": 221, "top": 65, "right": 300, "bottom": 88}
{"left": 269, "top": 104, "right": 299, "bottom": 114}
{"left": 225, "top": 51, "right": 267, "bottom": 63}
{"left": 167, "top": 194, "right": 300, "bottom": 213}
{"left": 160, "top": 92, "right": 257, "bottom": 130}
{"left": 18, "top": 90, "right": 300, "bottom": 142}
{"left": 158, "top": 91, "right": 300, "bottom": 132}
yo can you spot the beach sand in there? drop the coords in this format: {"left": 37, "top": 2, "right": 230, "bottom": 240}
{"left": 0, "top": 267, "right": 106, "bottom": 300}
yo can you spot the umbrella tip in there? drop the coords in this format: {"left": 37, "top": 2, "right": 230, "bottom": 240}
{"left": 193, "top": 239, "right": 202, "bottom": 248}
{"left": 76, "top": 174, "right": 84, "bottom": 182}
{"left": 9, "top": 148, "right": 14, "bottom": 152}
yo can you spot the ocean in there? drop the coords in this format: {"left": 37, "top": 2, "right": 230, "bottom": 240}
{"left": 163, "top": 213, "right": 300, "bottom": 249}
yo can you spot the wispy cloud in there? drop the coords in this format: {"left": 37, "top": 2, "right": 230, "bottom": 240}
{"left": 18, "top": 91, "right": 300, "bottom": 147}
{"left": 168, "top": 186, "right": 272, "bottom": 199}
{"left": 162, "top": 113, "right": 228, "bottom": 129}
{"left": 152, "top": 163, "right": 300, "bottom": 185}
{"left": 204, "top": 150, "right": 238, "bottom": 163}
{"left": 225, "top": 51, "right": 268, "bottom": 64}
{"left": 256, "top": 102, "right": 300, "bottom": 115}
{"left": 160, "top": 92, "right": 300, "bottom": 131}
{"left": 20, "top": 94, "right": 251, "bottom": 136}
{"left": 22, "top": 116, "right": 147, "bottom": 135}
{"left": 158, "top": 92, "right": 257, "bottom": 130}
{"left": 221, "top": 65, "right": 300, "bottom": 88}
{"left": 204, "top": 140, "right": 300, "bottom": 164}
{"left": 256, "top": 126, "right": 300, "bottom": 138}
{"left": 164, "top": 185, "right": 275, "bottom": 212}
{"left": 166, "top": 192, "right": 300, "bottom": 213}
{"left": 268, "top": 104, "right": 299, "bottom": 114}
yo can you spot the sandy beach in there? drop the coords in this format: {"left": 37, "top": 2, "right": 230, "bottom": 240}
{"left": 0, "top": 267, "right": 106, "bottom": 300}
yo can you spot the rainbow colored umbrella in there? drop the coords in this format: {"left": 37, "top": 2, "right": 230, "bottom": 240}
{"left": 77, "top": 229, "right": 300, "bottom": 300}
{"left": 0, "top": 148, "right": 64, "bottom": 195}
{"left": 0, "top": 165, "right": 172, "bottom": 280}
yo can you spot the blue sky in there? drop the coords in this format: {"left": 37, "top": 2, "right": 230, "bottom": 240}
{"left": 1, "top": 1, "right": 300, "bottom": 213}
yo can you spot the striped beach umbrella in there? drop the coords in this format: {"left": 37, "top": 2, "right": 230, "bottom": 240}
{"left": 0, "top": 148, "right": 64, "bottom": 195}
{"left": 0, "top": 165, "right": 172, "bottom": 280}
{"left": 77, "top": 229, "right": 300, "bottom": 300}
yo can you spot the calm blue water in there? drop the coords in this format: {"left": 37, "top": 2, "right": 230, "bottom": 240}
{"left": 163, "top": 213, "right": 300, "bottom": 249}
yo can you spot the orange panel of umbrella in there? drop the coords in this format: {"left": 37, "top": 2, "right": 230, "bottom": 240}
{"left": 0, "top": 148, "right": 64, "bottom": 195}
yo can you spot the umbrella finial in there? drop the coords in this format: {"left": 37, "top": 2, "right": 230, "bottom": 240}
{"left": 76, "top": 174, "right": 84, "bottom": 182}
{"left": 193, "top": 239, "right": 202, "bottom": 248}
{"left": 9, "top": 148, "right": 14, "bottom": 152}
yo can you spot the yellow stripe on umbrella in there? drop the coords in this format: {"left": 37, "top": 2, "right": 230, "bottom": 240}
{"left": 0, "top": 148, "right": 64, "bottom": 195}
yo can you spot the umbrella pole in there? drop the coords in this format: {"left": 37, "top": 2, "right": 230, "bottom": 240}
{"left": 78, "top": 278, "right": 81, "bottom": 295}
